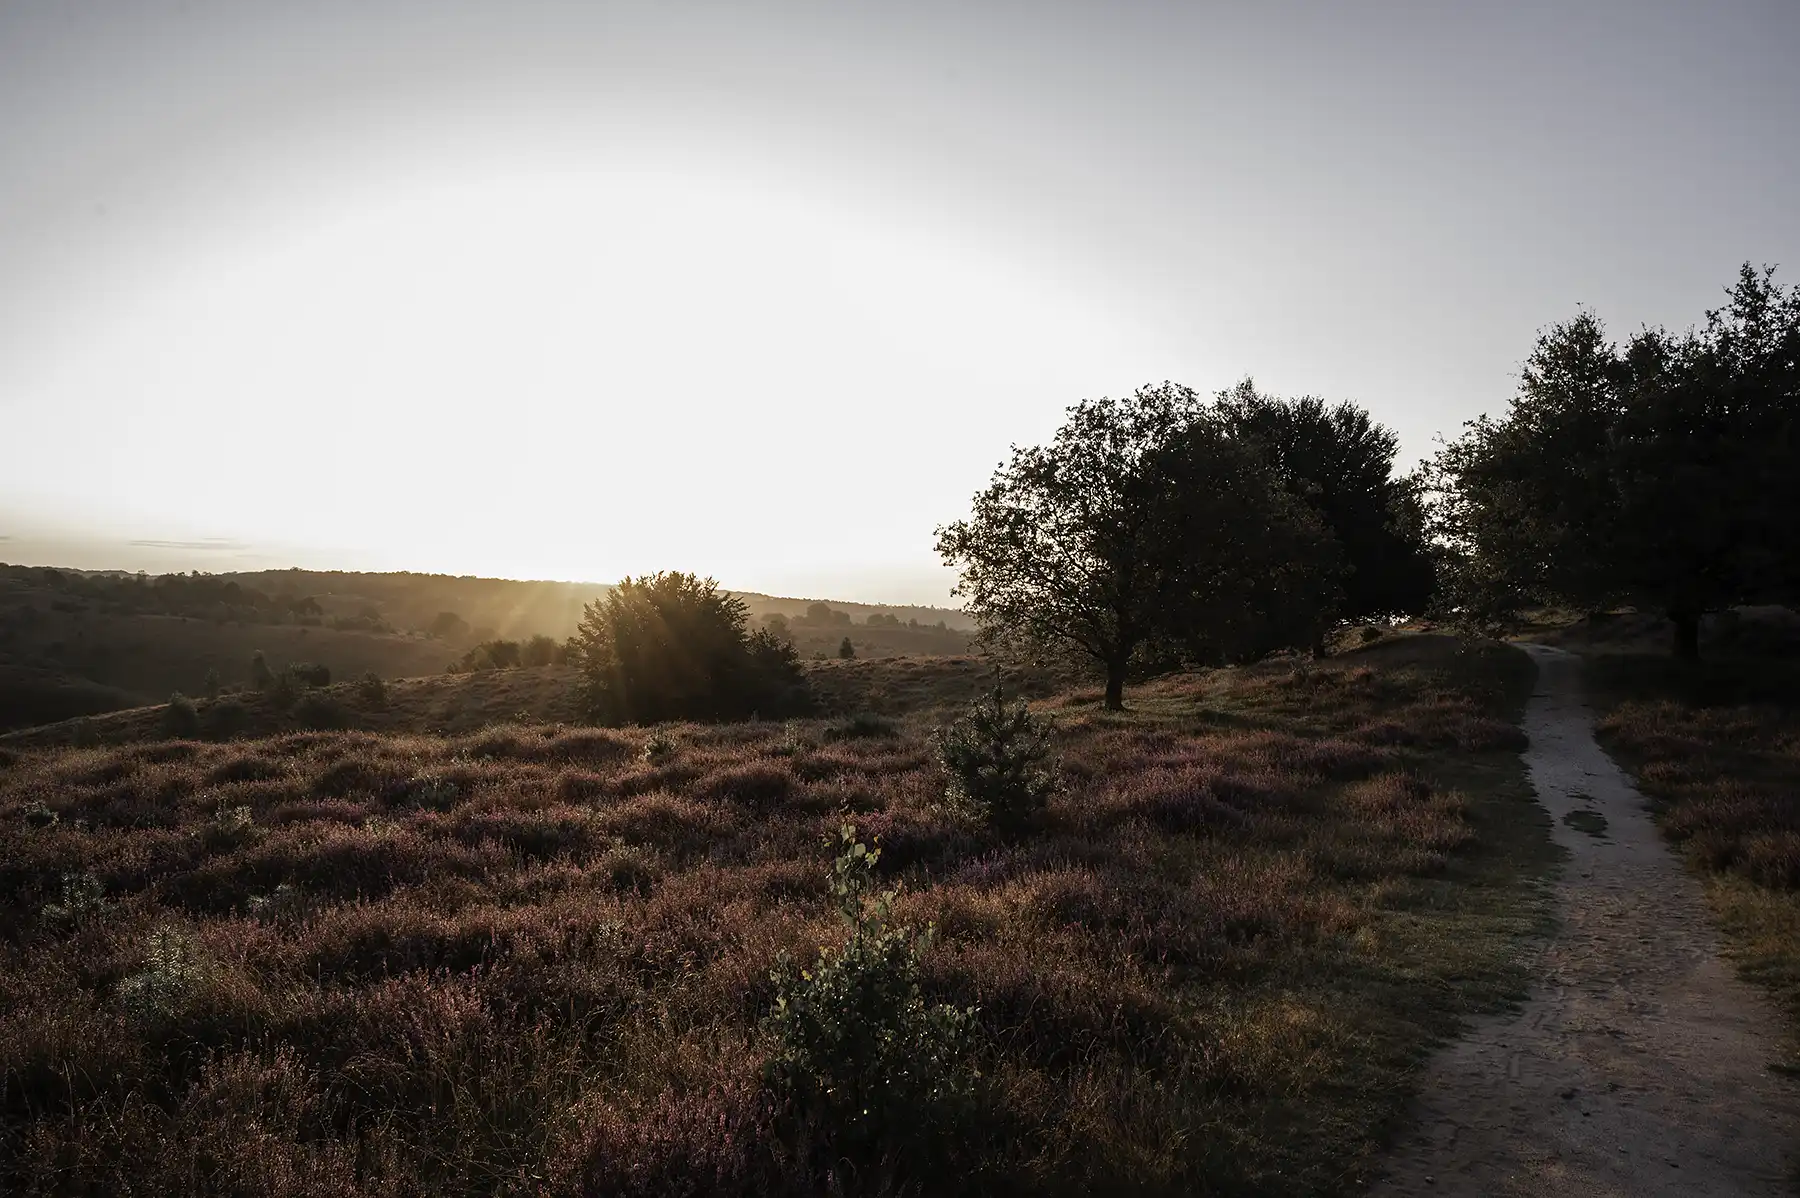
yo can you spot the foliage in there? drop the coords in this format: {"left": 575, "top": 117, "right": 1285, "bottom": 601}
{"left": 937, "top": 382, "right": 1338, "bottom": 707}
{"left": 267, "top": 671, "right": 299, "bottom": 711}
{"left": 205, "top": 698, "right": 251, "bottom": 739}
{"left": 355, "top": 671, "right": 388, "bottom": 708}
{"left": 249, "top": 650, "right": 274, "bottom": 691}
{"left": 202, "top": 668, "right": 221, "bottom": 701}
{"left": 430, "top": 610, "right": 471, "bottom": 640}
{"left": 824, "top": 711, "right": 897, "bottom": 741}
{"left": 1429, "top": 264, "right": 1800, "bottom": 657}
{"left": 40, "top": 871, "right": 106, "bottom": 928}
{"left": 1216, "top": 379, "right": 1436, "bottom": 638}
{"left": 837, "top": 636, "right": 856, "bottom": 660}
{"left": 162, "top": 692, "right": 201, "bottom": 738}
{"left": 934, "top": 686, "right": 1058, "bottom": 832}
{"left": 570, "top": 572, "right": 807, "bottom": 724}
{"left": 287, "top": 661, "right": 332, "bottom": 687}
{"left": 117, "top": 924, "right": 210, "bottom": 1026}
{"left": 293, "top": 692, "right": 349, "bottom": 731}
{"left": 521, "top": 634, "right": 559, "bottom": 667}
{"left": 765, "top": 825, "right": 976, "bottom": 1163}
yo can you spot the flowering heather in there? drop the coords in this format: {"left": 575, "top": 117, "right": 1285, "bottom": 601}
{"left": 0, "top": 639, "right": 1547, "bottom": 1196}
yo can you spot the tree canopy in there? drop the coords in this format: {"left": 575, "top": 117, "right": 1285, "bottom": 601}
{"left": 936, "top": 383, "right": 1337, "bottom": 708}
{"left": 1216, "top": 380, "right": 1435, "bottom": 640}
{"left": 571, "top": 572, "right": 806, "bottom": 722}
{"left": 1429, "top": 264, "right": 1800, "bottom": 657}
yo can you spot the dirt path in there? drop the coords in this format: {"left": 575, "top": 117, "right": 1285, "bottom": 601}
{"left": 1375, "top": 643, "right": 1800, "bottom": 1196}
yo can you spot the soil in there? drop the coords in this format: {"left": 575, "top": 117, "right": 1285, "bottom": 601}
{"left": 1374, "top": 643, "right": 1800, "bottom": 1196}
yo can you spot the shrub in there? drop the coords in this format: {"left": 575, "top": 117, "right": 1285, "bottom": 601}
{"left": 825, "top": 711, "right": 897, "bottom": 741}
{"left": 838, "top": 636, "right": 856, "bottom": 660}
{"left": 570, "top": 572, "right": 808, "bottom": 724}
{"left": 355, "top": 671, "right": 388, "bottom": 708}
{"left": 41, "top": 871, "right": 106, "bottom": 928}
{"left": 22, "top": 800, "right": 58, "bottom": 829}
{"left": 765, "top": 825, "right": 975, "bottom": 1159}
{"left": 267, "top": 672, "right": 300, "bottom": 711}
{"left": 641, "top": 731, "right": 677, "bottom": 765}
{"left": 521, "top": 634, "right": 559, "bottom": 667}
{"left": 934, "top": 686, "right": 1058, "bottom": 833}
{"left": 287, "top": 661, "right": 332, "bottom": 687}
{"left": 293, "top": 692, "right": 348, "bottom": 730}
{"left": 206, "top": 698, "right": 251, "bottom": 739}
{"left": 117, "top": 924, "right": 210, "bottom": 1025}
{"left": 163, "top": 692, "right": 202, "bottom": 738}
{"left": 202, "top": 667, "right": 222, "bottom": 701}
{"left": 250, "top": 650, "right": 274, "bottom": 691}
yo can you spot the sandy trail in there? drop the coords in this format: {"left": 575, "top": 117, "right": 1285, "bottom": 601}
{"left": 1375, "top": 643, "right": 1800, "bottom": 1196}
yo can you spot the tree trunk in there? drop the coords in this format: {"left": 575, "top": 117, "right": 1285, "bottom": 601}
{"left": 1671, "top": 609, "right": 1701, "bottom": 661}
{"left": 1103, "top": 662, "right": 1126, "bottom": 710}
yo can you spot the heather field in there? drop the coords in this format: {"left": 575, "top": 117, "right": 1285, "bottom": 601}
{"left": 1591, "top": 655, "right": 1800, "bottom": 1051}
{"left": 0, "top": 639, "right": 1550, "bottom": 1196}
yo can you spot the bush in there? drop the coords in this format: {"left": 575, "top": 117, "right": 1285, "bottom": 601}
{"left": 163, "top": 692, "right": 201, "bottom": 738}
{"left": 293, "top": 692, "right": 349, "bottom": 731}
{"left": 825, "top": 712, "right": 897, "bottom": 741}
{"left": 837, "top": 636, "right": 856, "bottom": 660}
{"left": 206, "top": 698, "right": 251, "bottom": 739}
{"left": 249, "top": 650, "right": 274, "bottom": 691}
{"left": 933, "top": 687, "right": 1058, "bottom": 833}
{"left": 41, "top": 871, "right": 106, "bottom": 928}
{"left": 571, "top": 572, "right": 808, "bottom": 724}
{"left": 765, "top": 825, "right": 975, "bottom": 1162}
{"left": 287, "top": 661, "right": 331, "bottom": 687}
{"left": 202, "top": 667, "right": 221, "bottom": 701}
{"left": 117, "top": 924, "right": 210, "bottom": 1026}
{"left": 521, "top": 634, "right": 559, "bottom": 667}
{"left": 267, "top": 672, "right": 299, "bottom": 711}
{"left": 355, "top": 671, "right": 388, "bottom": 708}
{"left": 22, "top": 800, "right": 57, "bottom": 829}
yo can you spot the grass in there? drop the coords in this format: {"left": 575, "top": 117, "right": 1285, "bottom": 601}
{"left": 0, "top": 638, "right": 1553, "bottom": 1196}
{"left": 1589, "top": 652, "right": 1800, "bottom": 1050}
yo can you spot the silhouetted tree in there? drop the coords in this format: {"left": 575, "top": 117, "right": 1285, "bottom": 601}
{"left": 1429, "top": 264, "right": 1800, "bottom": 658}
{"left": 249, "top": 650, "right": 274, "bottom": 691}
{"left": 521, "top": 634, "right": 558, "bottom": 667}
{"left": 937, "top": 383, "right": 1337, "bottom": 708}
{"left": 1216, "top": 380, "right": 1435, "bottom": 652}
{"left": 838, "top": 636, "right": 856, "bottom": 660}
{"left": 429, "top": 611, "right": 470, "bottom": 641}
{"left": 570, "top": 572, "right": 806, "bottom": 723}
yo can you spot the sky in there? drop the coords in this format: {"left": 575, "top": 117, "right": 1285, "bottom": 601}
{"left": 2, "top": 0, "right": 1796, "bottom": 604}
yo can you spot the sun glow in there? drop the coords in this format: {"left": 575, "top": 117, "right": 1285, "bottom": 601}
{"left": 5, "top": 156, "right": 1166, "bottom": 600}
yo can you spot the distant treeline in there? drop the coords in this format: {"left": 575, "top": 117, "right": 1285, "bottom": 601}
{"left": 0, "top": 565, "right": 366, "bottom": 628}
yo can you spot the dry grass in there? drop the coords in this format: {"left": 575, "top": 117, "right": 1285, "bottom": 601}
{"left": 1591, "top": 654, "right": 1800, "bottom": 1043}
{"left": 0, "top": 638, "right": 1550, "bottom": 1196}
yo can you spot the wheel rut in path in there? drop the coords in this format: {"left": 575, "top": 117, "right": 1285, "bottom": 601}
{"left": 1375, "top": 643, "right": 1800, "bottom": 1196}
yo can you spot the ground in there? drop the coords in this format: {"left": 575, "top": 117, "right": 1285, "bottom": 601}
{"left": 0, "top": 638, "right": 1552, "bottom": 1196}
{"left": 1376, "top": 644, "right": 1800, "bottom": 1195}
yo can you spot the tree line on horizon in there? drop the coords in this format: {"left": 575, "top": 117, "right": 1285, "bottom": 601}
{"left": 936, "top": 262, "right": 1800, "bottom": 706}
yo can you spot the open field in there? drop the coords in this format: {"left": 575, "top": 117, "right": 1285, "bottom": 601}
{"left": 1588, "top": 652, "right": 1800, "bottom": 1056}
{"left": 0, "top": 638, "right": 1553, "bottom": 1195}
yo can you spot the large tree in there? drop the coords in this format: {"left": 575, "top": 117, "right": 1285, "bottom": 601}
{"left": 1430, "top": 264, "right": 1800, "bottom": 658}
{"left": 935, "top": 383, "right": 1337, "bottom": 708}
{"left": 1215, "top": 380, "right": 1436, "bottom": 649}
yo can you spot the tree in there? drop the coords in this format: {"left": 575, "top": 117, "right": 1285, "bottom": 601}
{"left": 570, "top": 572, "right": 806, "bottom": 723}
{"left": 838, "top": 636, "right": 856, "bottom": 660}
{"left": 936, "top": 382, "right": 1338, "bottom": 709}
{"left": 1430, "top": 264, "right": 1800, "bottom": 658}
{"left": 520, "top": 634, "right": 559, "bottom": 667}
{"left": 249, "top": 650, "right": 274, "bottom": 692}
{"left": 429, "top": 610, "right": 470, "bottom": 641}
{"left": 1215, "top": 380, "right": 1435, "bottom": 650}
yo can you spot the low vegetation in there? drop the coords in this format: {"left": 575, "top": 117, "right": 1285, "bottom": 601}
{"left": 0, "top": 638, "right": 1550, "bottom": 1195}
{"left": 1590, "top": 653, "right": 1800, "bottom": 1048}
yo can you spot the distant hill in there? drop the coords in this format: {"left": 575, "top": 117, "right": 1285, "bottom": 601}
{"left": 0, "top": 562, "right": 976, "bottom": 731}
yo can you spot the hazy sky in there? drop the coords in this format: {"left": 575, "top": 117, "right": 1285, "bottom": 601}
{"left": 2, "top": 1, "right": 1796, "bottom": 603}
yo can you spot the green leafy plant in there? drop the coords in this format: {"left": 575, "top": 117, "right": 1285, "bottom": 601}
{"left": 41, "top": 872, "right": 106, "bottom": 928}
{"left": 355, "top": 671, "right": 388, "bottom": 708}
{"left": 163, "top": 692, "right": 201, "bottom": 738}
{"left": 640, "top": 731, "right": 678, "bottom": 765}
{"left": 765, "top": 825, "right": 975, "bottom": 1158}
{"left": 117, "top": 924, "right": 210, "bottom": 1026}
{"left": 933, "top": 686, "right": 1058, "bottom": 833}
